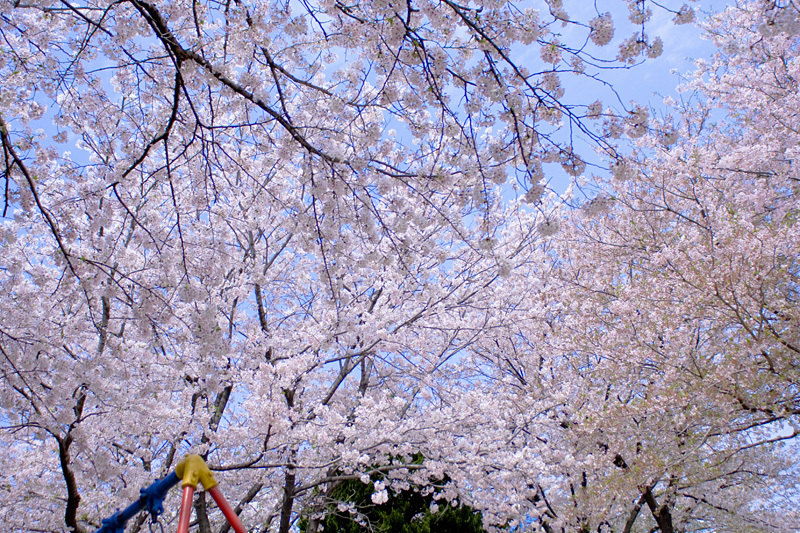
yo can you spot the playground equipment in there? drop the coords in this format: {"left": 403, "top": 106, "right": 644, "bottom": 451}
{"left": 95, "top": 454, "right": 247, "bottom": 533}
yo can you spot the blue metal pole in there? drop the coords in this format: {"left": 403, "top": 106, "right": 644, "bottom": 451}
{"left": 95, "top": 471, "right": 180, "bottom": 533}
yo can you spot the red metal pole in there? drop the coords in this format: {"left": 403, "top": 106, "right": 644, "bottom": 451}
{"left": 176, "top": 485, "right": 195, "bottom": 533}
{"left": 208, "top": 485, "right": 247, "bottom": 533}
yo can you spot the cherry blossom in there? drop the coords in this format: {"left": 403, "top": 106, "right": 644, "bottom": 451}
{"left": 1, "top": 1, "right": 786, "bottom": 533}
{"left": 590, "top": 13, "right": 616, "bottom": 46}
{"left": 494, "top": 2, "right": 800, "bottom": 530}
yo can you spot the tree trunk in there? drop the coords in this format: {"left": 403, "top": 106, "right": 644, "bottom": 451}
{"left": 278, "top": 467, "right": 296, "bottom": 533}
{"left": 643, "top": 487, "right": 675, "bottom": 533}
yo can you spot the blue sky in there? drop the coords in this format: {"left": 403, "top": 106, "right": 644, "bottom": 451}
{"left": 599, "top": 1, "right": 731, "bottom": 108}
{"left": 537, "top": 0, "right": 734, "bottom": 194}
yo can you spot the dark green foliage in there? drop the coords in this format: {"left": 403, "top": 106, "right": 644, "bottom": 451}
{"left": 300, "top": 477, "right": 487, "bottom": 533}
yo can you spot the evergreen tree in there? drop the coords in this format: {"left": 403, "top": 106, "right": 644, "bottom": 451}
{"left": 301, "top": 477, "right": 487, "bottom": 533}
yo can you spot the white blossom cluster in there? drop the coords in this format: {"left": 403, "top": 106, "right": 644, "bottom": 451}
{"left": 673, "top": 4, "right": 696, "bottom": 25}
{"left": 627, "top": 0, "right": 653, "bottom": 24}
{"left": 570, "top": 54, "right": 586, "bottom": 74}
{"left": 537, "top": 218, "right": 560, "bottom": 237}
{"left": 617, "top": 34, "right": 647, "bottom": 63}
{"left": 545, "top": 0, "right": 568, "bottom": 22}
{"left": 523, "top": 183, "right": 545, "bottom": 204}
{"left": 659, "top": 127, "right": 679, "bottom": 147}
{"left": 611, "top": 159, "right": 637, "bottom": 181}
{"left": 617, "top": 34, "right": 662, "bottom": 63}
{"left": 540, "top": 40, "right": 562, "bottom": 64}
{"left": 542, "top": 72, "right": 564, "bottom": 98}
{"left": 581, "top": 194, "right": 614, "bottom": 216}
{"left": 587, "top": 100, "right": 603, "bottom": 119}
{"left": 626, "top": 104, "right": 650, "bottom": 139}
{"left": 589, "top": 13, "right": 615, "bottom": 46}
{"left": 371, "top": 481, "right": 389, "bottom": 504}
{"left": 647, "top": 36, "right": 664, "bottom": 58}
{"left": 604, "top": 114, "right": 625, "bottom": 138}
{"left": 560, "top": 149, "right": 586, "bottom": 176}
{"left": 759, "top": 4, "right": 800, "bottom": 36}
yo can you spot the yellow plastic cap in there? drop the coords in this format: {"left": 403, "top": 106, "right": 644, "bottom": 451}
{"left": 175, "top": 454, "right": 219, "bottom": 490}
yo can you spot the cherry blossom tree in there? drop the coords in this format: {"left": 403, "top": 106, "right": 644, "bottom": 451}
{"left": 468, "top": 2, "right": 800, "bottom": 531}
{"left": 4, "top": 0, "right": 784, "bottom": 532}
